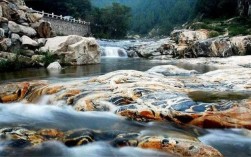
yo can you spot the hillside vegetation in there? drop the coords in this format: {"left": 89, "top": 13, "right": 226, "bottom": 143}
{"left": 25, "top": 0, "right": 251, "bottom": 38}
{"left": 92, "top": 0, "right": 197, "bottom": 35}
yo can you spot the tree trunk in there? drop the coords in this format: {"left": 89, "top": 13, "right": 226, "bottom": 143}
{"left": 239, "top": 0, "right": 251, "bottom": 17}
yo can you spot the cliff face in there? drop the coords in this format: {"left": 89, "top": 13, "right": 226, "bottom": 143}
{"left": 238, "top": 0, "right": 251, "bottom": 17}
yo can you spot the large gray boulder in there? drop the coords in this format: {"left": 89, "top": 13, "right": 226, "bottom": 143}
{"left": 11, "top": 33, "right": 20, "bottom": 43}
{"left": 21, "top": 35, "right": 38, "bottom": 47}
{"left": 40, "top": 35, "right": 100, "bottom": 65}
{"left": 8, "top": 21, "right": 37, "bottom": 36}
{"left": 191, "top": 37, "right": 235, "bottom": 57}
{"left": 134, "top": 38, "right": 176, "bottom": 58}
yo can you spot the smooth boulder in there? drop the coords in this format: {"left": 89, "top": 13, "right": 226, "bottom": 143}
{"left": 41, "top": 35, "right": 100, "bottom": 65}
{"left": 8, "top": 21, "right": 37, "bottom": 37}
{"left": 21, "top": 35, "right": 38, "bottom": 47}
{"left": 47, "top": 61, "right": 62, "bottom": 70}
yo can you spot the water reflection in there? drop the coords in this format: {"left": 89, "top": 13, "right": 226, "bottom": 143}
{"left": 0, "top": 58, "right": 218, "bottom": 83}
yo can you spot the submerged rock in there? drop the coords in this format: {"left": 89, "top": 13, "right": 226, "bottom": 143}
{"left": 147, "top": 65, "right": 198, "bottom": 76}
{"left": 0, "top": 127, "right": 222, "bottom": 157}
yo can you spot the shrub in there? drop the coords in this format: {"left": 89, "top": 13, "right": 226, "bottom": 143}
{"left": 39, "top": 50, "right": 57, "bottom": 67}
{"left": 209, "top": 31, "right": 221, "bottom": 38}
{"left": 0, "top": 58, "right": 23, "bottom": 72}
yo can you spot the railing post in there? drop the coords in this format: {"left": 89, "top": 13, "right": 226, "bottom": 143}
{"left": 52, "top": 13, "right": 54, "bottom": 18}
{"left": 42, "top": 11, "right": 44, "bottom": 16}
{"left": 60, "top": 15, "right": 63, "bottom": 19}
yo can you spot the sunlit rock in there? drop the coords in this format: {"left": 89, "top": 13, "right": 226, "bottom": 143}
{"left": 171, "top": 29, "right": 209, "bottom": 45}
{"left": 41, "top": 35, "right": 100, "bottom": 65}
{"left": 21, "top": 35, "right": 38, "bottom": 47}
{"left": 8, "top": 21, "right": 37, "bottom": 37}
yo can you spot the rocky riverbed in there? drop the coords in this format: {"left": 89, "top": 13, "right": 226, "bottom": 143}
{"left": 126, "top": 29, "right": 251, "bottom": 60}
{"left": 0, "top": 56, "right": 251, "bottom": 156}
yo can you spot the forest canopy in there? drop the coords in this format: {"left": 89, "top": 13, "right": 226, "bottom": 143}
{"left": 25, "top": 0, "right": 248, "bottom": 38}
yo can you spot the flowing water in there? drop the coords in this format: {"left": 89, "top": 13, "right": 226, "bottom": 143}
{"left": 0, "top": 40, "right": 250, "bottom": 157}
{"left": 101, "top": 47, "right": 128, "bottom": 57}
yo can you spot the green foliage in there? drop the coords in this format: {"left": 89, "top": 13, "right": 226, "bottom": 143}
{"left": 209, "top": 31, "right": 221, "bottom": 38}
{"left": 25, "top": 0, "right": 92, "bottom": 19}
{"left": 193, "top": 0, "right": 238, "bottom": 18}
{"left": 188, "top": 17, "right": 251, "bottom": 37}
{"left": 0, "top": 52, "right": 23, "bottom": 72}
{"left": 227, "top": 17, "right": 251, "bottom": 36}
{"left": 92, "top": 0, "right": 197, "bottom": 35}
{"left": 25, "top": 0, "right": 250, "bottom": 38}
{"left": 0, "top": 60, "right": 13, "bottom": 72}
{"left": 39, "top": 50, "right": 57, "bottom": 67}
{"left": 90, "top": 3, "right": 131, "bottom": 39}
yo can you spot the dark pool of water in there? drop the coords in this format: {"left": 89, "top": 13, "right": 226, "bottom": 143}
{"left": 0, "top": 58, "right": 217, "bottom": 83}
{"left": 188, "top": 91, "right": 251, "bottom": 103}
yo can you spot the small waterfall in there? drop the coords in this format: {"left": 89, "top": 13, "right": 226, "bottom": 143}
{"left": 102, "top": 47, "right": 128, "bottom": 58}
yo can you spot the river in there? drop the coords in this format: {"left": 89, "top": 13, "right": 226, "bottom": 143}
{"left": 0, "top": 40, "right": 250, "bottom": 157}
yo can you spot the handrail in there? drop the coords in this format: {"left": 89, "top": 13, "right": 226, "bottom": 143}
{"left": 29, "top": 8, "right": 91, "bottom": 25}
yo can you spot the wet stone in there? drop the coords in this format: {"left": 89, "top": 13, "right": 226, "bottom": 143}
{"left": 110, "top": 96, "right": 134, "bottom": 106}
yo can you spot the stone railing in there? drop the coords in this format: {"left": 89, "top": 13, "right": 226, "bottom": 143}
{"left": 29, "top": 9, "right": 90, "bottom": 25}
{"left": 29, "top": 8, "right": 91, "bottom": 36}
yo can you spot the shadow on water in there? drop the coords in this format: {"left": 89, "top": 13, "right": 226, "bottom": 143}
{"left": 188, "top": 91, "right": 251, "bottom": 103}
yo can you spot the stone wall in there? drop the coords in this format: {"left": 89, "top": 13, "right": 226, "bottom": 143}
{"left": 43, "top": 17, "right": 91, "bottom": 37}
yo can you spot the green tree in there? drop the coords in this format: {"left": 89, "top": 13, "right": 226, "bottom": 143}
{"left": 90, "top": 3, "right": 131, "bottom": 38}
{"left": 25, "top": 0, "right": 92, "bottom": 19}
{"left": 194, "top": 0, "right": 238, "bottom": 18}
